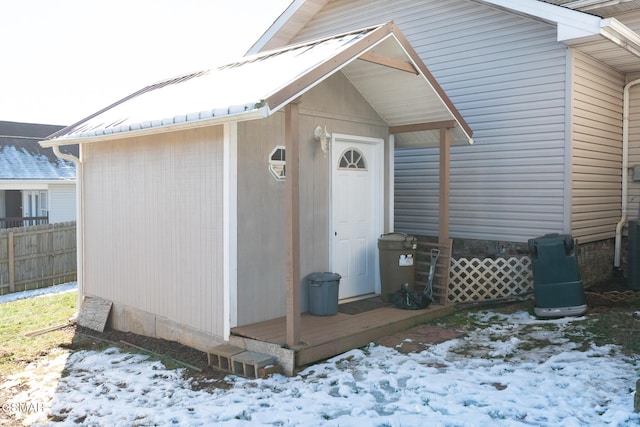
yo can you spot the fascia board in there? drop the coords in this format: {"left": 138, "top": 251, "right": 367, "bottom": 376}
{"left": 247, "top": 0, "right": 308, "bottom": 55}
{"left": 263, "top": 23, "right": 395, "bottom": 112}
{"left": 599, "top": 18, "right": 640, "bottom": 58}
{"left": 481, "top": 0, "right": 602, "bottom": 40}
{"left": 0, "top": 180, "right": 69, "bottom": 190}
{"left": 40, "top": 107, "right": 269, "bottom": 148}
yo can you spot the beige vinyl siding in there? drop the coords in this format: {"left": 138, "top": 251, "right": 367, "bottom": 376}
{"left": 48, "top": 183, "right": 76, "bottom": 224}
{"left": 571, "top": 51, "right": 624, "bottom": 243}
{"left": 628, "top": 79, "right": 640, "bottom": 222}
{"left": 236, "top": 71, "right": 387, "bottom": 326}
{"left": 289, "top": 0, "right": 569, "bottom": 242}
{"left": 82, "top": 127, "right": 225, "bottom": 337}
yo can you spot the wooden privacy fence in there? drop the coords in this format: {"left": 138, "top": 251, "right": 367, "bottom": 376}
{"left": 0, "top": 221, "right": 76, "bottom": 296}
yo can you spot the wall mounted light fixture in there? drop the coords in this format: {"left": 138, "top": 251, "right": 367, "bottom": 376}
{"left": 314, "top": 125, "right": 331, "bottom": 157}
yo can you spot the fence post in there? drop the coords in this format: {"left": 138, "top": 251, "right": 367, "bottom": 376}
{"left": 8, "top": 231, "right": 15, "bottom": 293}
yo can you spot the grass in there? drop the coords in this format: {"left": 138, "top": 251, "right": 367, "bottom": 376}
{"left": 0, "top": 291, "right": 77, "bottom": 376}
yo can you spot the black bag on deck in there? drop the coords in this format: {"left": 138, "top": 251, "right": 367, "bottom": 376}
{"left": 392, "top": 283, "right": 432, "bottom": 310}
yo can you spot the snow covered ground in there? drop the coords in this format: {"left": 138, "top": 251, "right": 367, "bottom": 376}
{"left": 0, "top": 282, "right": 77, "bottom": 305}
{"left": 2, "top": 286, "right": 640, "bottom": 426}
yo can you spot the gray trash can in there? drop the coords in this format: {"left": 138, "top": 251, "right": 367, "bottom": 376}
{"left": 528, "top": 233, "right": 587, "bottom": 318}
{"left": 308, "top": 272, "right": 341, "bottom": 316}
{"left": 378, "top": 233, "right": 417, "bottom": 302}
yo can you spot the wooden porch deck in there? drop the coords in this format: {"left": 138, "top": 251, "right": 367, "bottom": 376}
{"left": 229, "top": 301, "right": 455, "bottom": 374}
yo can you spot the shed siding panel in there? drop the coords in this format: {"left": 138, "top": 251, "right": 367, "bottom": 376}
{"left": 236, "top": 72, "right": 387, "bottom": 326}
{"left": 294, "top": 0, "right": 569, "bottom": 242}
{"left": 82, "top": 127, "right": 225, "bottom": 337}
{"left": 571, "top": 51, "right": 624, "bottom": 243}
{"left": 236, "top": 115, "right": 287, "bottom": 327}
{"left": 48, "top": 183, "right": 76, "bottom": 223}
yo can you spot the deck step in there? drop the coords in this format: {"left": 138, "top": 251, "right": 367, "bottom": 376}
{"left": 208, "top": 345, "right": 280, "bottom": 378}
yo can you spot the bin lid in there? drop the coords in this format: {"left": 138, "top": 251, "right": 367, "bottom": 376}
{"left": 378, "top": 232, "right": 413, "bottom": 242}
{"left": 378, "top": 233, "right": 417, "bottom": 249}
{"left": 308, "top": 272, "right": 341, "bottom": 283}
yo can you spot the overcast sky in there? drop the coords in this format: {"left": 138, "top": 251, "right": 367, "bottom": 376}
{"left": 1, "top": 0, "right": 292, "bottom": 126}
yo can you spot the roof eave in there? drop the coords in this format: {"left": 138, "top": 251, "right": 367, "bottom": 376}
{"left": 247, "top": 0, "right": 314, "bottom": 55}
{"left": 598, "top": 18, "right": 640, "bottom": 58}
{"left": 40, "top": 106, "right": 270, "bottom": 147}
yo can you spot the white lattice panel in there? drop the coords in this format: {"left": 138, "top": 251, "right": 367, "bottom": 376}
{"left": 448, "top": 257, "right": 533, "bottom": 303}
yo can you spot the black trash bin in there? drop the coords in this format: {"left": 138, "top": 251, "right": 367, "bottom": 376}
{"left": 528, "top": 233, "right": 587, "bottom": 318}
{"left": 308, "top": 272, "right": 341, "bottom": 316}
{"left": 378, "top": 233, "right": 417, "bottom": 302}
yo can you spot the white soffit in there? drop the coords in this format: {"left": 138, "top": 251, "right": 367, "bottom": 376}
{"left": 482, "top": 0, "right": 640, "bottom": 73}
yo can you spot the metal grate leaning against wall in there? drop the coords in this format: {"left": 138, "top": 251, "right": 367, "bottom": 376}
{"left": 448, "top": 257, "right": 533, "bottom": 303}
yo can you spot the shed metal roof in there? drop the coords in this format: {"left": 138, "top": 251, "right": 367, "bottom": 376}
{"left": 43, "top": 22, "right": 473, "bottom": 148}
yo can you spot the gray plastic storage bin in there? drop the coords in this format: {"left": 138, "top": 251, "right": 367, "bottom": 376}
{"left": 378, "top": 233, "right": 417, "bottom": 302}
{"left": 308, "top": 272, "right": 341, "bottom": 316}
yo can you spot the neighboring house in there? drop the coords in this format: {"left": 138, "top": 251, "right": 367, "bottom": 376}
{"left": 250, "top": 0, "right": 640, "bottom": 286}
{"left": 0, "top": 121, "right": 76, "bottom": 228}
{"left": 40, "top": 0, "right": 640, "bottom": 372}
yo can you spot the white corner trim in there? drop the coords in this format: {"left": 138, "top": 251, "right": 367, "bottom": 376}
{"left": 388, "top": 134, "right": 395, "bottom": 233}
{"left": 223, "top": 122, "right": 238, "bottom": 340}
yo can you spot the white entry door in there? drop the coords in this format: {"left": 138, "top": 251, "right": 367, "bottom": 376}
{"left": 331, "top": 136, "right": 384, "bottom": 300}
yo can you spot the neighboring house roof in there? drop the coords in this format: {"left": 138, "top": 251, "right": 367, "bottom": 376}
{"left": 249, "top": 0, "right": 640, "bottom": 74}
{"left": 0, "top": 121, "right": 76, "bottom": 180}
{"left": 42, "top": 22, "right": 473, "bottom": 148}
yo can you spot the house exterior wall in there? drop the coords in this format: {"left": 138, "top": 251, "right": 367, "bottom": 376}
{"left": 628, "top": 76, "right": 640, "bottom": 224}
{"left": 48, "top": 183, "right": 76, "bottom": 223}
{"left": 82, "top": 126, "right": 226, "bottom": 342}
{"left": 570, "top": 50, "right": 624, "bottom": 243}
{"left": 236, "top": 71, "right": 388, "bottom": 326}
{"left": 289, "top": 0, "right": 569, "bottom": 242}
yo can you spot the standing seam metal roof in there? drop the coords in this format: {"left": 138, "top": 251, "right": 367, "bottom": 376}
{"left": 43, "top": 22, "right": 473, "bottom": 147}
{"left": 45, "top": 27, "right": 376, "bottom": 143}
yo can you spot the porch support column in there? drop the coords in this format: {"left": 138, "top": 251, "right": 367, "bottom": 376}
{"left": 439, "top": 127, "right": 451, "bottom": 243}
{"left": 285, "top": 101, "right": 301, "bottom": 348}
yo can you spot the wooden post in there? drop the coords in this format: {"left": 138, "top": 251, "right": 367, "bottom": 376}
{"left": 285, "top": 101, "right": 301, "bottom": 348}
{"left": 8, "top": 231, "right": 14, "bottom": 293}
{"left": 439, "top": 128, "right": 451, "bottom": 243}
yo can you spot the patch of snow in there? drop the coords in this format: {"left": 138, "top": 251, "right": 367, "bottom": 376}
{"left": 0, "top": 282, "right": 77, "bottom": 305}
{"left": 3, "top": 309, "right": 638, "bottom": 426}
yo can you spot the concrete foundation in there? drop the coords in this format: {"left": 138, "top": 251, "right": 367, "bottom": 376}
{"left": 107, "top": 301, "right": 225, "bottom": 354}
